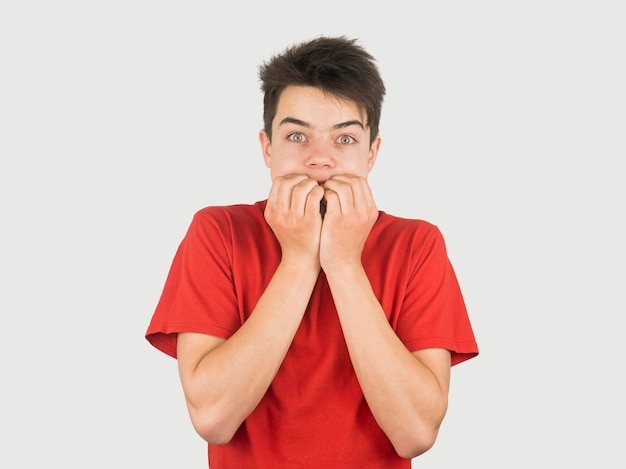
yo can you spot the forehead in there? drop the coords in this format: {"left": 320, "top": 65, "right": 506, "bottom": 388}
{"left": 275, "top": 86, "right": 366, "bottom": 127}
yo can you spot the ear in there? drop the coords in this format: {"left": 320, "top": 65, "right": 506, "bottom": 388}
{"left": 367, "top": 135, "right": 382, "bottom": 173}
{"left": 259, "top": 129, "right": 272, "bottom": 168}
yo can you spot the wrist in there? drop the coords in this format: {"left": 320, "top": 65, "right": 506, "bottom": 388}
{"left": 279, "top": 254, "right": 321, "bottom": 275}
{"left": 321, "top": 259, "right": 364, "bottom": 281}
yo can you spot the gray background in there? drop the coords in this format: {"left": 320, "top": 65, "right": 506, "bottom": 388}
{"left": 1, "top": 1, "right": 624, "bottom": 467}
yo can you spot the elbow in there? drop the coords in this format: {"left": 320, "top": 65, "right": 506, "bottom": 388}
{"left": 391, "top": 410, "right": 446, "bottom": 459}
{"left": 189, "top": 407, "right": 240, "bottom": 445}
{"left": 394, "top": 393, "right": 448, "bottom": 458}
{"left": 393, "top": 428, "right": 439, "bottom": 459}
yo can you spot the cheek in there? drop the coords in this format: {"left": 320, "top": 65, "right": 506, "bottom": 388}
{"left": 341, "top": 158, "right": 371, "bottom": 177}
{"left": 269, "top": 156, "right": 301, "bottom": 177}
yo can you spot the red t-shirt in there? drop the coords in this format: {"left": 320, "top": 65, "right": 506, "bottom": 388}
{"left": 146, "top": 200, "right": 478, "bottom": 468}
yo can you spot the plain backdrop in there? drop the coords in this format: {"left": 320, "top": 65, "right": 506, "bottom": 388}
{"left": 1, "top": 1, "right": 624, "bottom": 467}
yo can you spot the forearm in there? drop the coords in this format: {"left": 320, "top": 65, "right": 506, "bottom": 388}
{"left": 180, "top": 261, "right": 319, "bottom": 444}
{"left": 325, "top": 264, "right": 450, "bottom": 458}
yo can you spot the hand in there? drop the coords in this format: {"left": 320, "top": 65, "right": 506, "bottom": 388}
{"left": 319, "top": 175, "right": 378, "bottom": 272}
{"left": 264, "top": 174, "right": 325, "bottom": 269}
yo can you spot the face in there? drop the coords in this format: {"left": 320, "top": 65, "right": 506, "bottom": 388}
{"left": 259, "top": 86, "right": 381, "bottom": 183}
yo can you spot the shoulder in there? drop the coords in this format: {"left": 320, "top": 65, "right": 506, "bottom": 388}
{"left": 194, "top": 200, "right": 266, "bottom": 222}
{"left": 375, "top": 211, "right": 444, "bottom": 243}
{"left": 369, "top": 211, "right": 451, "bottom": 266}
{"left": 186, "top": 200, "right": 275, "bottom": 251}
{"left": 189, "top": 200, "right": 267, "bottom": 231}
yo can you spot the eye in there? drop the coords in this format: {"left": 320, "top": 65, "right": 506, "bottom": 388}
{"left": 288, "top": 132, "right": 307, "bottom": 143}
{"left": 337, "top": 135, "right": 356, "bottom": 145}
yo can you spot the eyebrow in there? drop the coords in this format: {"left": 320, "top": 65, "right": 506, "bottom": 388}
{"left": 278, "top": 117, "right": 365, "bottom": 130}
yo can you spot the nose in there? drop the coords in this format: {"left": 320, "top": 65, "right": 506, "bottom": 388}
{"left": 304, "top": 140, "right": 335, "bottom": 169}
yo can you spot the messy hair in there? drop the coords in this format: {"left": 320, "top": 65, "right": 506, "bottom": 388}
{"left": 258, "top": 36, "right": 386, "bottom": 144}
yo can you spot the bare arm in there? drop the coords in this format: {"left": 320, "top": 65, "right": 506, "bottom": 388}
{"left": 324, "top": 265, "right": 450, "bottom": 458}
{"left": 177, "top": 260, "right": 319, "bottom": 444}
{"left": 321, "top": 175, "right": 451, "bottom": 458}
{"left": 177, "top": 174, "right": 324, "bottom": 444}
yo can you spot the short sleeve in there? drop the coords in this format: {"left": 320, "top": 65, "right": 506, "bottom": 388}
{"left": 145, "top": 208, "right": 241, "bottom": 358}
{"left": 396, "top": 225, "right": 478, "bottom": 366}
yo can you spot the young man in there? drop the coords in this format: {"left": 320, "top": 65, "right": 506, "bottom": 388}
{"left": 146, "top": 36, "right": 478, "bottom": 468}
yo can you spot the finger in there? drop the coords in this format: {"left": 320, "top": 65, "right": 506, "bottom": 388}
{"left": 268, "top": 174, "right": 310, "bottom": 212}
{"left": 326, "top": 175, "right": 372, "bottom": 212}
{"left": 349, "top": 177, "right": 374, "bottom": 211}
{"left": 323, "top": 188, "right": 341, "bottom": 216}
{"left": 299, "top": 185, "right": 324, "bottom": 216}
{"left": 323, "top": 178, "right": 354, "bottom": 214}
{"left": 291, "top": 178, "right": 322, "bottom": 216}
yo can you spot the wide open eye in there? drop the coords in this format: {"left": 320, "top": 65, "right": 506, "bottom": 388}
{"left": 337, "top": 135, "right": 356, "bottom": 145}
{"left": 288, "top": 132, "right": 307, "bottom": 143}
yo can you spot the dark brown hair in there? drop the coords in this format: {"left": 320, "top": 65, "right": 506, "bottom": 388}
{"left": 258, "top": 36, "right": 386, "bottom": 144}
